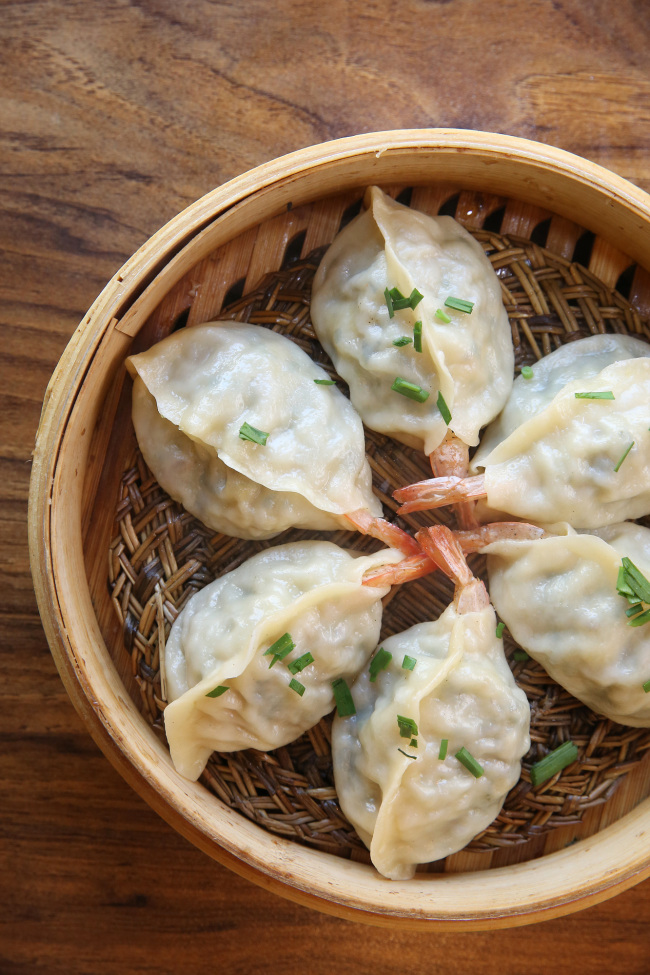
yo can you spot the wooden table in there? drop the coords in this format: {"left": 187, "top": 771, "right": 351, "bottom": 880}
{"left": 4, "top": 1, "right": 650, "bottom": 971}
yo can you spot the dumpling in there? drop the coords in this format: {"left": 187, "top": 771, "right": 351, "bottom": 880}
{"left": 331, "top": 526, "right": 530, "bottom": 879}
{"left": 472, "top": 333, "right": 650, "bottom": 472}
{"left": 310, "top": 186, "right": 514, "bottom": 459}
{"left": 396, "top": 354, "right": 650, "bottom": 530}
{"left": 126, "top": 321, "right": 383, "bottom": 541}
{"left": 483, "top": 522, "right": 650, "bottom": 726}
{"left": 162, "top": 540, "right": 403, "bottom": 780}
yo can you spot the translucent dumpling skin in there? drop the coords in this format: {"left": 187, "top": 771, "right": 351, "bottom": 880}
{"left": 163, "top": 541, "right": 402, "bottom": 780}
{"left": 331, "top": 606, "right": 530, "bottom": 879}
{"left": 473, "top": 357, "right": 650, "bottom": 529}
{"left": 311, "top": 186, "right": 514, "bottom": 456}
{"left": 127, "top": 322, "right": 382, "bottom": 539}
{"left": 484, "top": 523, "right": 650, "bottom": 726}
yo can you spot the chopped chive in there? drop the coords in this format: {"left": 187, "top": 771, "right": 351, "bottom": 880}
{"left": 384, "top": 287, "right": 395, "bottom": 318}
{"left": 626, "top": 603, "right": 644, "bottom": 618}
{"left": 614, "top": 441, "right": 635, "bottom": 472}
{"left": 369, "top": 647, "right": 392, "bottom": 682}
{"left": 205, "top": 685, "right": 229, "bottom": 698}
{"left": 398, "top": 748, "right": 417, "bottom": 760}
{"left": 455, "top": 746, "right": 484, "bottom": 778}
{"left": 314, "top": 378, "right": 336, "bottom": 385}
{"left": 628, "top": 608, "right": 650, "bottom": 627}
{"left": 393, "top": 336, "right": 413, "bottom": 347}
{"left": 332, "top": 678, "right": 356, "bottom": 717}
{"left": 435, "top": 308, "right": 452, "bottom": 323}
{"left": 495, "top": 622, "right": 505, "bottom": 639}
{"left": 391, "top": 377, "right": 430, "bottom": 403}
{"left": 621, "top": 558, "right": 650, "bottom": 603}
{"left": 401, "top": 654, "right": 417, "bottom": 671}
{"left": 408, "top": 288, "right": 424, "bottom": 309}
{"left": 513, "top": 649, "right": 529, "bottom": 661}
{"left": 438, "top": 739, "right": 448, "bottom": 760}
{"left": 437, "top": 390, "right": 452, "bottom": 425}
{"left": 239, "top": 421, "right": 270, "bottom": 445}
{"left": 410, "top": 738, "right": 418, "bottom": 748}
{"left": 444, "top": 296, "right": 474, "bottom": 314}
{"left": 574, "top": 391, "right": 615, "bottom": 400}
{"left": 413, "top": 320, "right": 423, "bottom": 353}
{"left": 643, "top": 679, "right": 650, "bottom": 694}
{"left": 521, "top": 365, "right": 534, "bottom": 379}
{"left": 287, "top": 651, "right": 314, "bottom": 675}
{"left": 397, "top": 715, "right": 418, "bottom": 739}
{"left": 289, "top": 678, "right": 305, "bottom": 696}
{"left": 264, "top": 632, "right": 295, "bottom": 668}
{"left": 530, "top": 740, "right": 578, "bottom": 787}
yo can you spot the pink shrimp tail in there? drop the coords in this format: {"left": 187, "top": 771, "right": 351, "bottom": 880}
{"left": 394, "top": 474, "right": 487, "bottom": 515}
{"left": 428, "top": 433, "right": 481, "bottom": 530}
{"left": 416, "top": 525, "right": 489, "bottom": 612}
{"left": 345, "top": 508, "right": 421, "bottom": 557}
{"left": 362, "top": 552, "right": 437, "bottom": 588}
{"left": 455, "top": 522, "right": 548, "bottom": 553}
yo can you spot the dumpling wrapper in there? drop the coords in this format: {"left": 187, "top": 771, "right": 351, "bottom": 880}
{"left": 311, "top": 186, "right": 514, "bottom": 456}
{"left": 332, "top": 605, "right": 530, "bottom": 880}
{"left": 469, "top": 357, "right": 650, "bottom": 529}
{"left": 472, "top": 333, "right": 650, "bottom": 472}
{"left": 484, "top": 522, "right": 650, "bottom": 726}
{"left": 127, "top": 322, "right": 382, "bottom": 540}
{"left": 163, "top": 540, "right": 403, "bottom": 780}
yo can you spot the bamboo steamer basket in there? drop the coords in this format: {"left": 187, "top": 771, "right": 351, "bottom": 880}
{"left": 29, "top": 129, "right": 650, "bottom": 929}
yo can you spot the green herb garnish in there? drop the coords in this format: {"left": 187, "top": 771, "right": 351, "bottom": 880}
{"left": 332, "top": 678, "right": 356, "bottom": 717}
{"left": 384, "top": 287, "right": 395, "bottom": 318}
{"left": 495, "top": 622, "right": 505, "bottom": 639}
{"left": 521, "top": 365, "right": 534, "bottom": 379}
{"left": 205, "top": 685, "right": 229, "bottom": 698}
{"left": 643, "top": 679, "right": 650, "bottom": 694}
{"left": 455, "top": 746, "right": 484, "bottom": 778}
{"left": 438, "top": 739, "right": 448, "bottom": 760}
{"left": 621, "top": 558, "right": 650, "bottom": 604}
{"left": 513, "top": 649, "right": 529, "bottom": 661}
{"left": 614, "top": 441, "right": 635, "bottom": 472}
{"left": 239, "top": 421, "right": 269, "bottom": 445}
{"left": 413, "top": 320, "right": 423, "bottom": 353}
{"left": 437, "top": 390, "right": 452, "bottom": 425}
{"left": 287, "top": 652, "right": 314, "bottom": 675}
{"left": 391, "top": 377, "right": 430, "bottom": 403}
{"left": 289, "top": 678, "right": 305, "bottom": 696}
{"left": 629, "top": 608, "right": 650, "bottom": 627}
{"left": 398, "top": 748, "right": 417, "bottom": 760}
{"left": 409, "top": 738, "right": 418, "bottom": 748}
{"left": 444, "top": 296, "right": 474, "bottom": 314}
{"left": 435, "top": 308, "right": 451, "bottom": 323}
{"left": 369, "top": 647, "right": 392, "bottom": 682}
{"left": 574, "top": 391, "right": 615, "bottom": 400}
{"left": 393, "top": 336, "right": 413, "bottom": 347}
{"left": 264, "top": 632, "right": 295, "bottom": 668}
{"left": 402, "top": 655, "right": 417, "bottom": 671}
{"left": 397, "top": 715, "right": 418, "bottom": 739}
{"left": 530, "top": 740, "right": 578, "bottom": 787}
{"left": 408, "top": 288, "right": 424, "bottom": 309}
{"left": 314, "top": 378, "right": 336, "bottom": 385}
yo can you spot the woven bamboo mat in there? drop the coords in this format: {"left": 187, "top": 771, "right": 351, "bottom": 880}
{"left": 108, "top": 205, "right": 650, "bottom": 869}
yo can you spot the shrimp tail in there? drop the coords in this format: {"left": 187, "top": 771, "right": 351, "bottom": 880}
{"left": 394, "top": 474, "right": 487, "bottom": 515}
{"left": 345, "top": 508, "right": 421, "bottom": 557}
{"left": 416, "top": 525, "right": 489, "bottom": 612}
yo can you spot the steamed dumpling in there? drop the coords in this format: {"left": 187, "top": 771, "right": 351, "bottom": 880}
{"left": 472, "top": 333, "right": 650, "bottom": 471}
{"left": 484, "top": 522, "right": 650, "bottom": 726}
{"left": 331, "top": 602, "right": 530, "bottom": 879}
{"left": 126, "top": 322, "right": 382, "bottom": 540}
{"left": 311, "top": 185, "right": 514, "bottom": 456}
{"left": 163, "top": 540, "right": 403, "bottom": 780}
{"left": 470, "top": 356, "right": 650, "bottom": 529}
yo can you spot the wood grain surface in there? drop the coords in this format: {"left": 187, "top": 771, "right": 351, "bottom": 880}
{"left": 4, "top": 0, "right": 650, "bottom": 971}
